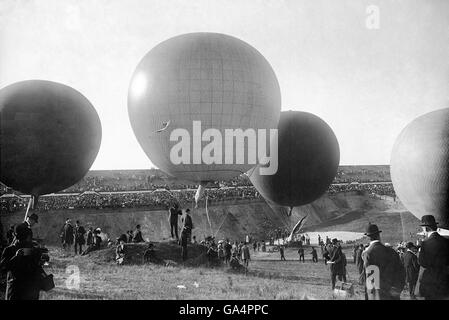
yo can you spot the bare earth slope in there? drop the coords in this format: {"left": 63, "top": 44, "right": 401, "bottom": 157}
{"left": 1, "top": 192, "right": 419, "bottom": 245}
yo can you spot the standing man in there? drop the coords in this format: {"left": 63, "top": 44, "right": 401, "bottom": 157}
{"left": 224, "top": 239, "right": 232, "bottom": 265}
{"left": 402, "top": 242, "right": 419, "bottom": 300}
{"left": 279, "top": 245, "right": 286, "bottom": 261}
{"left": 363, "top": 224, "right": 405, "bottom": 300}
{"left": 86, "top": 227, "right": 94, "bottom": 247}
{"left": 180, "top": 209, "right": 193, "bottom": 261}
{"left": 328, "top": 239, "right": 345, "bottom": 290}
{"left": 241, "top": 242, "right": 251, "bottom": 271}
{"left": 298, "top": 246, "right": 305, "bottom": 262}
{"left": 416, "top": 215, "right": 449, "bottom": 300}
{"left": 22, "top": 213, "right": 39, "bottom": 241}
{"left": 168, "top": 203, "right": 182, "bottom": 241}
{"left": 311, "top": 247, "right": 318, "bottom": 263}
{"left": 74, "top": 221, "right": 86, "bottom": 255}
{"left": 62, "top": 219, "right": 74, "bottom": 253}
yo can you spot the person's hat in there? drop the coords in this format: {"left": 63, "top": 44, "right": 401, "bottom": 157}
{"left": 95, "top": 228, "right": 101, "bottom": 233}
{"left": 365, "top": 223, "right": 382, "bottom": 236}
{"left": 420, "top": 215, "right": 438, "bottom": 228}
{"left": 332, "top": 238, "right": 338, "bottom": 244}
{"left": 28, "top": 213, "right": 38, "bottom": 223}
{"left": 186, "top": 209, "right": 190, "bottom": 213}
{"left": 406, "top": 242, "right": 416, "bottom": 249}
{"left": 15, "top": 223, "right": 32, "bottom": 241}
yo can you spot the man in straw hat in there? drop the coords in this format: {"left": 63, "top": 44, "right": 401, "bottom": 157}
{"left": 362, "top": 223, "right": 405, "bottom": 300}
{"left": 416, "top": 215, "right": 449, "bottom": 300}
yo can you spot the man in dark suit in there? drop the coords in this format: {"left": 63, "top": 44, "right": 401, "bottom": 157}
{"left": 132, "top": 225, "right": 144, "bottom": 243}
{"left": 168, "top": 203, "right": 182, "bottom": 241}
{"left": 416, "top": 215, "right": 449, "bottom": 300}
{"left": 363, "top": 224, "right": 405, "bottom": 300}
{"left": 402, "top": 242, "right": 419, "bottom": 299}
{"left": 74, "top": 220, "right": 86, "bottom": 255}
{"left": 355, "top": 244, "right": 365, "bottom": 285}
{"left": 62, "top": 219, "right": 74, "bottom": 252}
{"left": 328, "top": 238, "right": 345, "bottom": 290}
{"left": 0, "top": 224, "right": 43, "bottom": 300}
{"left": 180, "top": 209, "right": 193, "bottom": 261}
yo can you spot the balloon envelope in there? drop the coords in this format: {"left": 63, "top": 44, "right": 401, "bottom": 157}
{"left": 0, "top": 80, "right": 102, "bottom": 196}
{"left": 391, "top": 108, "right": 449, "bottom": 229}
{"left": 250, "top": 111, "right": 340, "bottom": 207}
{"left": 128, "top": 32, "right": 281, "bottom": 183}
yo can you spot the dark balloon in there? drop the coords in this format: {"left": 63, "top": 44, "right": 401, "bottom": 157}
{"left": 250, "top": 111, "right": 340, "bottom": 210}
{"left": 391, "top": 108, "right": 449, "bottom": 229}
{"left": 0, "top": 80, "right": 102, "bottom": 196}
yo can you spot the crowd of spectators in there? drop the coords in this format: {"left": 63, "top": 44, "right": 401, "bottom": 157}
{"left": 1, "top": 167, "right": 396, "bottom": 214}
{"left": 0, "top": 186, "right": 261, "bottom": 213}
{"left": 0, "top": 183, "right": 396, "bottom": 214}
{"left": 327, "top": 183, "right": 395, "bottom": 197}
{"left": 333, "top": 167, "right": 391, "bottom": 183}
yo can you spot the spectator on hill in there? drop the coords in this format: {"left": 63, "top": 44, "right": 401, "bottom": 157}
{"left": 74, "top": 220, "right": 86, "bottom": 255}
{"left": 180, "top": 209, "right": 193, "bottom": 261}
{"left": 82, "top": 228, "right": 102, "bottom": 255}
{"left": 132, "top": 225, "right": 144, "bottom": 243}
{"left": 168, "top": 203, "right": 182, "bottom": 240}
{"left": 62, "top": 219, "right": 74, "bottom": 253}
{"left": 127, "top": 230, "right": 133, "bottom": 243}
{"left": 86, "top": 227, "right": 94, "bottom": 247}
{"left": 181, "top": 209, "right": 193, "bottom": 243}
{"left": 115, "top": 237, "right": 126, "bottom": 265}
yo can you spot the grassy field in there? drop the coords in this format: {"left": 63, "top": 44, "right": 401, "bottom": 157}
{"left": 36, "top": 244, "right": 413, "bottom": 300}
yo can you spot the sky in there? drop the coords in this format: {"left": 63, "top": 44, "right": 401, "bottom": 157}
{"left": 1, "top": 0, "right": 448, "bottom": 170}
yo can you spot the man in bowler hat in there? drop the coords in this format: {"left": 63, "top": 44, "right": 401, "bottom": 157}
{"left": 402, "top": 242, "right": 419, "bottom": 299}
{"left": 327, "top": 238, "right": 345, "bottom": 289}
{"left": 362, "top": 223, "right": 405, "bottom": 300}
{"left": 416, "top": 215, "right": 449, "bottom": 300}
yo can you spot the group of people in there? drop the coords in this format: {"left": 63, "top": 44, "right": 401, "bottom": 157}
{"left": 202, "top": 238, "right": 252, "bottom": 271}
{"left": 353, "top": 215, "right": 449, "bottom": 300}
{"left": 0, "top": 187, "right": 262, "bottom": 214}
{"left": 327, "top": 183, "right": 395, "bottom": 197}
